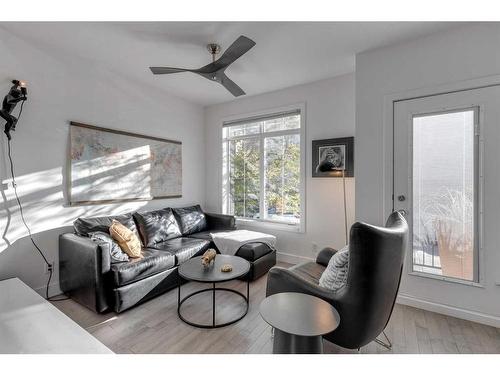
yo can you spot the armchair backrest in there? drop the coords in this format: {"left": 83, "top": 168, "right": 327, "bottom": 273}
{"left": 327, "top": 211, "right": 408, "bottom": 349}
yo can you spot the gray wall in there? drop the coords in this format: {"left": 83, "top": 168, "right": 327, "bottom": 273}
{"left": 0, "top": 27, "right": 206, "bottom": 295}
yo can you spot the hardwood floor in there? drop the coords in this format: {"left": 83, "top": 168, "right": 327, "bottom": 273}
{"left": 51, "top": 263, "right": 500, "bottom": 354}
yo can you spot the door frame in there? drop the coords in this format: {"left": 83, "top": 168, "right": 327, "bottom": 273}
{"left": 383, "top": 74, "right": 500, "bottom": 285}
{"left": 397, "top": 101, "right": 484, "bottom": 287}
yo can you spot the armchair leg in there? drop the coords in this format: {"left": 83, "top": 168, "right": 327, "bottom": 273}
{"left": 374, "top": 331, "right": 392, "bottom": 350}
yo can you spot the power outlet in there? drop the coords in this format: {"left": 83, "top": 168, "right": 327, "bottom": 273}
{"left": 45, "top": 262, "right": 53, "bottom": 275}
{"left": 311, "top": 242, "right": 318, "bottom": 255}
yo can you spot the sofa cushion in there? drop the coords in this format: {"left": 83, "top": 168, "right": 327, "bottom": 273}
{"left": 110, "top": 248, "right": 175, "bottom": 287}
{"left": 74, "top": 213, "right": 138, "bottom": 237}
{"left": 133, "top": 208, "right": 182, "bottom": 247}
{"left": 172, "top": 205, "right": 208, "bottom": 235}
{"left": 152, "top": 237, "right": 210, "bottom": 265}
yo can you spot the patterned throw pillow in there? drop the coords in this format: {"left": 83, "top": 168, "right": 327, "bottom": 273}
{"left": 89, "top": 231, "right": 129, "bottom": 263}
{"left": 109, "top": 219, "right": 143, "bottom": 258}
{"left": 319, "top": 245, "right": 349, "bottom": 291}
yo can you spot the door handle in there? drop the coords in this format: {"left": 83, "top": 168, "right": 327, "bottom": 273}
{"left": 397, "top": 209, "right": 408, "bottom": 217}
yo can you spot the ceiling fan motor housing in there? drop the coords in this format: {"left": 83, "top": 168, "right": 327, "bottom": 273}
{"left": 207, "top": 43, "right": 221, "bottom": 57}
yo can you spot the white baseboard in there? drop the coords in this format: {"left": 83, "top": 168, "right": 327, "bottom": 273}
{"left": 277, "top": 251, "right": 314, "bottom": 265}
{"left": 397, "top": 293, "right": 500, "bottom": 328}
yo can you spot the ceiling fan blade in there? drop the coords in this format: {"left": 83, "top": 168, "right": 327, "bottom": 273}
{"left": 214, "top": 35, "right": 256, "bottom": 69}
{"left": 216, "top": 35, "right": 255, "bottom": 66}
{"left": 220, "top": 74, "right": 245, "bottom": 97}
{"left": 150, "top": 67, "right": 191, "bottom": 74}
{"left": 195, "top": 36, "right": 255, "bottom": 74}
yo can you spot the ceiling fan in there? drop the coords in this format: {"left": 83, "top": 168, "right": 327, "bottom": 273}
{"left": 150, "top": 35, "right": 256, "bottom": 97}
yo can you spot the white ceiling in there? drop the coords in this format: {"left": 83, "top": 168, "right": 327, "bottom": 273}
{"left": 2, "top": 22, "right": 464, "bottom": 106}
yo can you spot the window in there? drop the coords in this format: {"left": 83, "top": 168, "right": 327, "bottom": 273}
{"left": 222, "top": 108, "right": 304, "bottom": 229}
{"left": 412, "top": 109, "right": 479, "bottom": 282}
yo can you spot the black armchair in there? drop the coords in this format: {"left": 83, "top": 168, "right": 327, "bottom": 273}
{"left": 266, "top": 211, "right": 408, "bottom": 350}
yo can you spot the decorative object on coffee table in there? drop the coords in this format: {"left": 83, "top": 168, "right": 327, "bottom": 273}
{"left": 201, "top": 248, "right": 217, "bottom": 268}
{"left": 220, "top": 264, "right": 233, "bottom": 272}
{"left": 260, "top": 292, "right": 340, "bottom": 354}
{"left": 178, "top": 254, "right": 250, "bottom": 328}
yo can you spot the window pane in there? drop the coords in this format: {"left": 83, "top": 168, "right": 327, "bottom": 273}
{"left": 412, "top": 110, "right": 476, "bottom": 281}
{"left": 229, "top": 137, "right": 260, "bottom": 219}
{"left": 226, "top": 122, "right": 261, "bottom": 138}
{"left": 263, "top": 114, "right": 300, "bottom": 132}
{"left": 264, "top": 134, "right": 300, "bottom": 224}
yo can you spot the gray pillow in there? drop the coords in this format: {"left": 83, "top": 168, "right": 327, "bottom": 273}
{"left": 319, "top": 245, "right": 349, "bottom": 291}
{"left": 89, "top": 231, "right": 129, "bottom": 263}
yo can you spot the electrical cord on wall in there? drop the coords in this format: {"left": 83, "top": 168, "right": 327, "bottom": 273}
{"left": 6, "top": 102, "right": 68, "bottom": 301}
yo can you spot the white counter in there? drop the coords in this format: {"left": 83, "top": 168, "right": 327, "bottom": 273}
{"left": 0, "top": 277, "right": 113, "bottom": 354}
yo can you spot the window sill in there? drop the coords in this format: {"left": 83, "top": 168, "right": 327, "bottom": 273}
{"left": 408, "top": 271, "right": 484, "bottom": 288}
{"left": 235, "top": 218, "right": 304, "bottom": 233}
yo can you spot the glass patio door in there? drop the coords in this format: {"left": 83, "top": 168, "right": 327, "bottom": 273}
{"left": 393, "top": 86, "right": 500, "bottom": 284}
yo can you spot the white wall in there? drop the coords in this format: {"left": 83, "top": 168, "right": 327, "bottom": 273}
{"left": 204, "top": 74, "right": 355, "bottom": 262}
{"left": 0, "top": 27, "right": 206, "bottom": 295}
{"left": 356, "top": 23, "right": 500, "bottom": 325}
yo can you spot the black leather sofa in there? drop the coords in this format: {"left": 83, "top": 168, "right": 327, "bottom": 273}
{"left": 59, "top": 205, "right": 276, "bottom": 313}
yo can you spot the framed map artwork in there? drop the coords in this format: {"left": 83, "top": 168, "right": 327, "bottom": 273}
{"left": 69, "top": 121, "right": 182, "bottom": 205}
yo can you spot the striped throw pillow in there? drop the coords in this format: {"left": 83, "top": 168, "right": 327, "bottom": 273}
{"left": 319, "top": 245, "right": 349, "bottom": 291}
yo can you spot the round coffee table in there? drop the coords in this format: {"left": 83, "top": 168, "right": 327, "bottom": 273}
{"left": 178, "top": 254, "right": 250, "bottom": 329}
{"left": 260, "top": 292, "right": 340, "bottom": 354}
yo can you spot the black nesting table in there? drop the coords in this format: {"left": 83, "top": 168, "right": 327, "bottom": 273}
{"left": 178, "top": 254, "right": 250, "bottom": 329}
{"left": 260, "top": 292, "right": 340, "bottom": 354}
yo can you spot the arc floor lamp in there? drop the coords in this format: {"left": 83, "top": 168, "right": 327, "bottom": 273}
{"left": 316, "top": 160, "right": 348, "bottom": 245}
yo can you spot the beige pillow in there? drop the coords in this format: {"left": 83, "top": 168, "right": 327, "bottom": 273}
{"left": 109, "top": 219, "right": 143, "bottom": 258}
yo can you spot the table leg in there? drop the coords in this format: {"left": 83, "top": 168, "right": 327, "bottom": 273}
{"left": 272, "top": 329, "right": 323, "bottom": 354}
{"left": 246, "top": 279, "right": 250, "bottom": 304}
{"left": 212, "top": 282, "right": 216, "bottom": 327}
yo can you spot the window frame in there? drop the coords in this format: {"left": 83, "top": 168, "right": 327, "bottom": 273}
{"left": 407, "top": 105, "right": 483, "bottom": 285}
{"left": 221, "top": 103, "right": 306, "bottom": 233}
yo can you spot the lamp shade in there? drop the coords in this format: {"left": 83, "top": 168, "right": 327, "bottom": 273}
{"left": 316, "top": 160, "right": 343, "bottom": 173}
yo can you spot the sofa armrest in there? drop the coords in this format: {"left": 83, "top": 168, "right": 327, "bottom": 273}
{"left": 316, "top": 247, "right": 338, "bottom": 267}
{"left": 205, "top": 212, "right": 236, "bottom": 230}
{"left": 59, "top": 233, "right": 110, "bottom": 312}
{"left": 266, "top": 266, "right": 336, "bottom": 301}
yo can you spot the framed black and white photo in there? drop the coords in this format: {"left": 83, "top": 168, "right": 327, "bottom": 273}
{"left": 312, "top": 137, "right": 354, "bottom": 177}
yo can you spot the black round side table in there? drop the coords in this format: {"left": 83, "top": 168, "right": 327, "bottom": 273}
{"left": 260, "top": 292, "right": 340, "bottom": 354}
{"left": 178, "top": 254, "right": 250, "bottom": 329}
